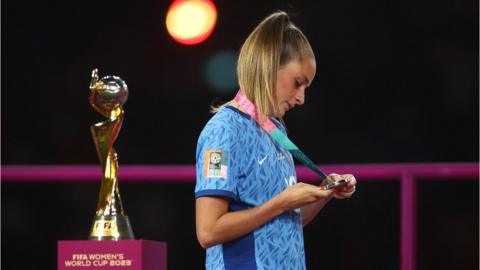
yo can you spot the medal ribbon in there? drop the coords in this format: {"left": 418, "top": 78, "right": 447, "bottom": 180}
{"left": 234, "top": 90, "right": 327, "bottom": 180}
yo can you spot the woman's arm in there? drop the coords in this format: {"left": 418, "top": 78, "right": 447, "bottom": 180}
{"left": 195, "top": 182, "right": 334, "bottom": 248}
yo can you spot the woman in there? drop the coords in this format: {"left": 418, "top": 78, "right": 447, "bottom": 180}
{"left": 195, "top": 11, "right": 356, "bottom": 269}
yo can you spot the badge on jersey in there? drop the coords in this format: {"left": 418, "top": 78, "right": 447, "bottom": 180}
{"left": 204, "top": 150, "right": 228, "bottom": 178}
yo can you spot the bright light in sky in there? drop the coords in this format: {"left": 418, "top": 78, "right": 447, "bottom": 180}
{"left": 166, "top": 0, "right": 217, "bottom": 45}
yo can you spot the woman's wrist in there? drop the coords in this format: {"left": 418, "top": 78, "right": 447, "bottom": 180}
{"left": 268, "top": 192, "right": 288, "bottom": 216}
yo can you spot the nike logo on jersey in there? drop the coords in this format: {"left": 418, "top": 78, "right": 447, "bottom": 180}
{"left": 258, "top": 155, "right": 268, "bottom": 165}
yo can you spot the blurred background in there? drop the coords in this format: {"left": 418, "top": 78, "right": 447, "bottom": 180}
{"left": 1, "top": 0, "right": 478, "bottom": 269}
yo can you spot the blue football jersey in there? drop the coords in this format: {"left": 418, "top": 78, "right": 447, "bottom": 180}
{"left": 195, "top": 106, "right": 306, "bottom": 270}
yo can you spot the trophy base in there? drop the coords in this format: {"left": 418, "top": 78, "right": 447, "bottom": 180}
{"left": 88, "top": 215, "right": 135, "bottom": 240}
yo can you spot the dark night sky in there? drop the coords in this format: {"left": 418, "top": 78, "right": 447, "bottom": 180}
{"left": 2, "top": 0, "right": 478, "bottom": 165}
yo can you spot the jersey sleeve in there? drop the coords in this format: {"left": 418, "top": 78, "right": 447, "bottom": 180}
{"left": 195, "top": 122, "right": 239, "bottom": 201}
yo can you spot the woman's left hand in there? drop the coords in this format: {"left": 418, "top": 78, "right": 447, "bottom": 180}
{"left": 331, "top": 173, "right": 357, "bottom": 199}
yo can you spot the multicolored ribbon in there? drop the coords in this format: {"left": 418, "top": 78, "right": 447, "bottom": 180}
{"left": 234, "top": 90, "right": 328, "bottom": 180}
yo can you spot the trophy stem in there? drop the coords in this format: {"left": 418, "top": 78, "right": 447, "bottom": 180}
{"left": 89, "top": 215, "right": 135, "bottom": 240}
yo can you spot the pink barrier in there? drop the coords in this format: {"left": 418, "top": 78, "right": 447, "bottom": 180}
{"left": 1, "top": 163, "right": 477, "bottom": 182}
{"left": 1, "top": 163, "right": 478, "bottom": 270}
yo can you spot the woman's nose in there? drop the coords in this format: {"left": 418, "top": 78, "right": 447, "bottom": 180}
{"left": 295, "top": 88, "right": 305, "bottom": 105}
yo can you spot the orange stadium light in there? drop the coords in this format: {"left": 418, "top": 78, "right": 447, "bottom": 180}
{"left": 166, "top": 0, "right": 217, "bottom": 45}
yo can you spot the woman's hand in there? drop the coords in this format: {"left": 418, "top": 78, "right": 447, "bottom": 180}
{"left": 328, "top": 173, "right": 357, "bottom": 199}
{"left": 278, "top": 182, "right": 334, "bottom": 211}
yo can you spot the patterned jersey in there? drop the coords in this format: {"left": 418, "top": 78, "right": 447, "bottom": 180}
{"left": 195, "top": 106, "right": 306, "bottom": 270}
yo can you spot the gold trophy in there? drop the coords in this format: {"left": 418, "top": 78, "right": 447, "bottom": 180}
{"left": 88, "top": 69, "right": 134, "bottom": 240}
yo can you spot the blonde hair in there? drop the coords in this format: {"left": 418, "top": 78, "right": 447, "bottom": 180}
{"left": 212, "top": 11, "right": 315, "bottom": 119}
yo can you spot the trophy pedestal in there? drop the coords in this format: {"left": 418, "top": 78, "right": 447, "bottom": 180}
{"left": 58, "top": 240, "right": 167, "bottom": 270}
